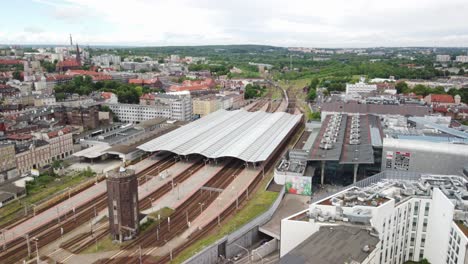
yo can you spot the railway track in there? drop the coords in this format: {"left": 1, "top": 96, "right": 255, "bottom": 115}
{"left": 98, "top": 159, "right": 244, "bottom": 264}
{"left": 0, "top": 154, "right": 175, "bottom": 264}
{"left": 57, "top": 159, "right": 207, "bottom": 257}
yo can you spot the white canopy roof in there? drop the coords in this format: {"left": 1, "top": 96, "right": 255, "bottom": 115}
{"left": 138, "top": 109, "right": 302, "bottom": 162}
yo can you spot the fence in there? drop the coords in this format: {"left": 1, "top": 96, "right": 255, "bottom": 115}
{"left": 183, "top": 187, "right": 285, "bottom": 264}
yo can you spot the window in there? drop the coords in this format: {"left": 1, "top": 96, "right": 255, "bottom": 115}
{"left": 424, "top": 202, "right": 430, "bottom": 216}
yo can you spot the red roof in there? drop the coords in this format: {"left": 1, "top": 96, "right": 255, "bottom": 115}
{"left": 7, "top": 134, "right": 33, "bottom": 140}
{"left": 427, "top": 94, "right": 455, "bottom": 104}
{"left": 67, "top": 70, "right": 101, "bottom": 76}
{"left": 0, "top": 59, "right": 23, "bottom": 65}
{"left": 46, "top": 74, "right": 73, "bottom": 82}
{"left": 57, "top": 59, "right": 80, "bottom": 68}
{"left": 101, "top": 92, "right": 114, "bottom": 100}
{"left": 47, "top": 127, "right": 72, "bottom": 138}
{"left": 92, "top": 75, "right": 112, "bottom": 81}
{"left": 129, "top": 78, "right": 160, "bottom": 85}
{"left": 140, "top": 93, "right": 156, "bottom": 100}
{"left": 169, "top": 78, "right": 215, "bottom": 92}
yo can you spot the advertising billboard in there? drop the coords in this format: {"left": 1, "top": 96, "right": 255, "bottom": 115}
{"left": 285, "top": 175, "right": 312, "bottom": 196}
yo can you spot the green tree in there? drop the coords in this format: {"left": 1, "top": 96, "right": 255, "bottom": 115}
{"left": 307, "top": 88, "right": 317, "bottom": 101}
{"left": 412, "top": 84, "right": 430, "bottom": 96}
{"left": 310, "top": 77, "right": 319, "bottom": 89}
{"left": 12, "top": 71, "right": 22, "bottom": 81}
{"left": 395, "top": 81, "right": 409, "bottom": 94}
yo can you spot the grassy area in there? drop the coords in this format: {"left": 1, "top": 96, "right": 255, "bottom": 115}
{"left": 0, "top": 169, "right": 96, "bottom": 226}
{"left": 81, "top": 235, "right": 121, "bottom": 254}
{"left": 172, "top": 172, "right": 279, "bottom": 263}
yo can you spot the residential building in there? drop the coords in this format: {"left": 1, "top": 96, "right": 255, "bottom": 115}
{"left": 168, "top": 78, "right": 216, "bottom": 92}
{"left": 128, "top": 78, "right": 163, "bottom": 89}
{"left": 281, "top": 172, "right": 468, "bottom": 264}
{"left": 15, "top": 140, "right": 51, "bottom": 174}
{"left": 34, "top": 95, "right": 56, "bottom": 107}
{"left": 0, "top": 143, "right": 18, "bottom": 183}
{"left": 346, "top": 78, "right": 378, "bottom": 95}
{"left": 109, "top": 93, "right": 192, "bottom": 122}
{"left": 455, "top": 56, "right": 468, "bottom": 63}
{"left": 92, "top": 54, "right": 121, "bottom": 67}
{"left": 33, "top": 127, "right": 74, "bottom": 161}
{"left": 424, "top": 94, "right": 456, "bottom": 106}
{"left": 192, "top": 95, "right": 220, "bottom": 117}
{"left": 436, "top": 54, "right": 452, "bottom": 62}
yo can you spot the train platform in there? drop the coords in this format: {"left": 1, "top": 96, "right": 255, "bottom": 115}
{"left": 138, "top": 161, "right": 193, "bottom": 200}
{"left": 0, "top": 155, "right": 166, "bottom": 246}
{"left": 142, "top": 163, "right": 226, "bottom": 214}
{"left": 147, "top": 167, "right": 261, "bottom": 257}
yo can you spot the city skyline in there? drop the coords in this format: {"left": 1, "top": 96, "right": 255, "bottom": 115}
{"left": 1, "top": 0, "right": 468, "bottom": 47}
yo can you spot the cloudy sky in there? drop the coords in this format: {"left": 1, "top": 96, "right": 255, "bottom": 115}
{"left": 1, "top": 0, "right": 468, "bottom": 47}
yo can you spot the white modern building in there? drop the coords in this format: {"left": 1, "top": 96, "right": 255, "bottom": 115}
{"left": 456, "top": 56, "right": 468, "bottom": 63}
{"left": 437, "top": 55, "right": 452, "bottom": 62}
{"left": 281, "top": 172, "right": 468, "bottom": 264}
{"left": 92, "top": 54, "right": 121, "bottom": 67}
{"left": 107, "top": 93, "right": 192, "bottom": 122}
{"left": 346, "top": 78, "right": 378, "bottom": 95}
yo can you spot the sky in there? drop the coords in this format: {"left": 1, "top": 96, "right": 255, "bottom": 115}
{"left": 1, "top": 0, "right": 468, "bottom": 48}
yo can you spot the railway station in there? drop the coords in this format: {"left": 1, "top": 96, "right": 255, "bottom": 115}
{"left": 138, "top": 109, "right": 303, "bottom": 165}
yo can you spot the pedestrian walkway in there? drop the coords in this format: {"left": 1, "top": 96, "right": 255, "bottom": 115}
{"left": 0, "top": 156, "right": 163, "bottom": 246}
{"left": 146, "top": 167, "right": 261, "bottom": 257}
{"left": 142, "top": 163, "right": 226, "bottom": 214}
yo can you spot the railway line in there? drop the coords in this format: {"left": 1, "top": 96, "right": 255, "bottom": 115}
{"left": 0, "top": 154, "right": 176, "bottom": 264}
{"left": 97, "top": 159, "right": 245, "bottom": 264}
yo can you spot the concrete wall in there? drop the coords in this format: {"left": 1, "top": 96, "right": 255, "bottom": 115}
{"left": 251, "top": 239, "right": 278, "bottom": 261}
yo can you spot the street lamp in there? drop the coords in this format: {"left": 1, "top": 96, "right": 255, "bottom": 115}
{"left": 198, "top": 202, "right": 204, "bottom": 215}
{"left": 33, "top": 237, "right": 39, "bottom": 263}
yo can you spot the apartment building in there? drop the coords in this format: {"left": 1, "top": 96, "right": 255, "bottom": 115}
{"left": 455, "top": 56, "right": 468, "bottom": 63}
{"left": 33, "top": 127, "right": 74, "bottom": 161}
{"left": 108, "top": 93, "right": 192, "bottom": 122}
{"left": 192, "top": 93, "right": 245, "bottom": 117}
{"left": 281, "top": 172, "right": 468, "bottom": 264}
{"left": 0, "top": 143, "right": 18, "bottom": 182}
{"left": 346, "top": 79, "right": 378, "bottom": 95}
{"left": 15, "top": 140, "right": 51, "bottom": 175}
{"left": 437, "top": 55, "right": 452, "bottom": 62}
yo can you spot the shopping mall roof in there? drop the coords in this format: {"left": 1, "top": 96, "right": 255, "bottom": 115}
{"left": 138, "top": 109, "right": 302, "bottom": 163}
{"left": 309, "top": 114, "right": 379, "bottom": 164}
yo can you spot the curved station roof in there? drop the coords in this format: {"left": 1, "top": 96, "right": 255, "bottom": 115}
{"left": 138, "top": 109, "right": 302, "bottom": 163}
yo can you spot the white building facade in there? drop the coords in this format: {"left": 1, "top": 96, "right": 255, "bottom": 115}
{"left": 107, "top": 94, "right": 192, "bottom": 122}
{"left": 281, "top": 172, "right": 468, "bottom": 264}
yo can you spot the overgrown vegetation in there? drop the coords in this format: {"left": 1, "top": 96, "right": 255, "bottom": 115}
{"left": 172, "top": 172, "right": 279, "bottom": 263}
{"left": 0, "top": 168, "right": 96, "bottom": 226}
{"left": 244, "top": 84, "right": 266, "bottom": 99}
{"left": 54, "top": 76, "right": 152, "bottom": 104}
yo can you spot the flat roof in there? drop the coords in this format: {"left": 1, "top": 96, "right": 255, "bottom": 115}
{"left": 73, "top": 144, "right": 111, "bottom": 159}
{"left": 309, "top": 114, "right": 377, "bottom": 164}
{"left": 321, "top": 102, "right": 432, "bottom": 116}
{"left": 106, "top": 126, "right": 178, "bottom": 155}
{"left": 281, "top": 225, "right": 379, "bottom": 264}
{"left": 309, "top": 115, "right": 347, "bottom": 161}
{"left": 408, "top": 116, "right": 468, "bottom": 139}
{"left": 138, "top": 109, "right": 302, "bottom": 163}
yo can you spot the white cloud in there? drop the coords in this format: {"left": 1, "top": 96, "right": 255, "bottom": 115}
{"left": 4, "top": 0, "right": 468, "bottom": 47}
